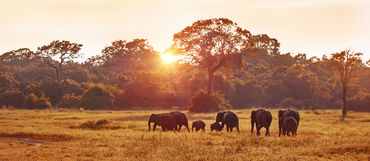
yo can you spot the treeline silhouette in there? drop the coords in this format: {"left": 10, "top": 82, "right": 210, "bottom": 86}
{"left": 0, "top": 18, "right": 369, "bottom": 112}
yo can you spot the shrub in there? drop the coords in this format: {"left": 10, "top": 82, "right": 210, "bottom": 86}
{"left": 62, "top": 94, "right": 81, "bottom": 108}
{"left": 24, "top": 93, "right": 37, "bottom": 108}
{"left": 280, "top": 97, "right": 303, "bottom": 109}
{"left": 348, "top": 94, "right": 370, "bottom": 112}
{"left": 24, "top": 93, "right": 52, "bottom": 109}
{"left": 188, "top": 89, "right": 232, "bottom": 113}
{"left": 0, "top": 89, "right": 25, "bottom": 108}
{"left": 79, "top": 86, "right": 114, "bottom": 110}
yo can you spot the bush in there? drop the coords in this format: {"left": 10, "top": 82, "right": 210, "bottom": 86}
{"left": 24, "top": 93, "right": 52, "bottom": 109}
{"left": 280, "top": 97, "right": 303, "bottom": 109}
{"left": 188, "top": 89, "right": 232, "bottom": 113}
{"left": 0, "top": 89, "right": 25, "bottom": 108}
{"left": 348, "top": 94, "right": 370, "bottom": 112}
{"left": 62, "top": 94, "right": 81, "bottom": 108}
{"left": 79, "top": 86, "right": 114, "bottom": 110}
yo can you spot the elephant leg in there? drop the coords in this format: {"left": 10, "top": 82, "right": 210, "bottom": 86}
{"left": 186, "top": 124, "right": 190, "bottom": 132}
{"left": 178, "top": 124, "right": 182, "bottom": 131}
{"left": 226, "top": 125, "right": 230, "bottom": 132}
{"left": 230, "top": 127, "right": 233, "bottom": 132}
{"left": 236, "top": 126, "right": 240, "bottom": 133}
{"left": 266, "top": 127, "right": 270, "bottom": 136}
{"left": 202, "top": 128, "right": 205, "bottom": 132}
{"left": 279, "top": 127, "right": 281, "bottom": 137}
{"left": 287, "top": 130, "right": 290, "bottom": 136}
{"left": 153, "top": 123, "right": 157, "bottom": 131}
{"left": 257, "top": 126, "right": 261, "bottom": 136}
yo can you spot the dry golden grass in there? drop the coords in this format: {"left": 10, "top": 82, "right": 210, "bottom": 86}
{"left": 0, "top": 109, "right": 369, "bottom": 161}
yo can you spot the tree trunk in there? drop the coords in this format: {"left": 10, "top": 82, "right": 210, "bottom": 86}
{"left": 207, "top": 69, "right": 215, "bottom": 94}
{"left": 56, "top": 64, "right": 63, "bottom": 109}
{"left": 342, "top": 86, "right": 347, "bottom": 118}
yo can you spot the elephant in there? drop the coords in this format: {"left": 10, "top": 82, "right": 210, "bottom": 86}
{"left": 150, "top": 113, "right": 178, "bottom": 131}
{"left": 148, "top": 111, "right": 190, "bottom": 132}
{"left": 251, "top": 109, "right": 272, "bottom": 136}
{"left": 210, "top": 122, "right": 223, "bottom": 131}
{"left": 278, "top": 109, "right": 300, "bottom": 136}
{"left": 192, "top": 120, "right": 205, "bottom": 132}
{"left": 170, "top": 111, "right": 190, "bottom": 132}
{"left": 279, "top": 116, "right": 297, "bottom": 136}
{"left": 216, "top": 111, "right": 240, "bottom": 133}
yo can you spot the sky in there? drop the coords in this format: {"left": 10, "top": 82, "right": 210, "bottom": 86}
{"left": 0, "top": 0, "right": 369, "bottom": 61}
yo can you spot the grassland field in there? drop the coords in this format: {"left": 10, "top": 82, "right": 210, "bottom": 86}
{"left": 0, "top": 109, "right": 369, "bottom": 161}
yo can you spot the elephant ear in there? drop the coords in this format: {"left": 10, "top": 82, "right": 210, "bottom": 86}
{"left": 149, "top": 114, "right": 156, "bottom": 122}
{"left": 251, "top": 111, "right": 256, "bottom": 120}
{"left": 216, "top": 112, "right": 225, "bottom": 122}
{"left": 278, "top": 110, "right": 284, "bottom": 118}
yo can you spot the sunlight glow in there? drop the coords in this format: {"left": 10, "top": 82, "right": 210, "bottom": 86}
{"left": 160, "top": 52, "right": 179, "bottom": 64}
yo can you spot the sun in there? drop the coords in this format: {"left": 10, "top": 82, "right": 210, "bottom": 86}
{"left": 160, "top": 52, "right": 178, "bottom": 64}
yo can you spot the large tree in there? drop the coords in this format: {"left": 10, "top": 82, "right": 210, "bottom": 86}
{"left": 35, "top": 40, "right": 83, "bottom": 108}
{"left": 329, "top": 50, "right": 363, "bottom": 118}
{"left": 173, "top": 18, "right": 254, "bottom": 94}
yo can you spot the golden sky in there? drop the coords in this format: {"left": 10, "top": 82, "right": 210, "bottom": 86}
{"left": 0, "top": 0, "right": 369, "bottom": 61}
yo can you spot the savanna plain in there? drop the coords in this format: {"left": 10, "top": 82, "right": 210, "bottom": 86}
{"left": 0, "top": 109, "right": 369, "bottom": 161}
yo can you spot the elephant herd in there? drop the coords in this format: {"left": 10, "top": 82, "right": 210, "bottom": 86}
{"left": 148, "top": 109, "right": 300, "bottom": 136}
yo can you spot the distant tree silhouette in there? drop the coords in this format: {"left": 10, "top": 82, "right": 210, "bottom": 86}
{"left": 329, "top": 50, "right": 363, "bottom": 118}
{"left": 173, "top": 18, "right": 254, "bottom": 94}
{"left": 0, "top": 48, "right": 34, "bottom": 67}
{"left": 88, "top": 39, "right": 160, "bottom": 72}
{"left": 35, "top": 40, "right": 83, "bottom": 108}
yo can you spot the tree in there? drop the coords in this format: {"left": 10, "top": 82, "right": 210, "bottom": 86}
{"left": 79, "top": 86, "right": 114, "bottom": 110}
{"left": 329, "top": 50, "right": 363, "bottom": 118}
{"left": 35, "top": 40, "right": 83, "bottom": 108}
{"left": 88, "top": 39, "right": 160, "bottom": 72}
{"left": 0, "top": 48, "right": 34, "bottom": 67}
{"left": 173, "top": 18, "right": 254, "bottom": 94}
{"left": 0, "top": 89, "right": 25, "bottom": 108}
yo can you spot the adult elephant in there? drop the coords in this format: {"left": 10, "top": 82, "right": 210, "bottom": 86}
{"left": 170, "top": 111, "right": 190, "bottom": 132}
{"left": 216, "top": 111, "right": 240, "bottom": 133}
{"left": 148, "top": 111, "right": 189, "bottom": 132}
{"left": 149, "top": 113, "right": 177, "bottom": 131}
{"left": 278, "top": 109, "right": 300, "bottom": 135}
{"left": 251, "top": 109, "right": 272, "bottom": 136}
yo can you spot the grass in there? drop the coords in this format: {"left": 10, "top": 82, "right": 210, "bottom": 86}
{"left": 0, "top": 109, "right": 368, "bottom": 161}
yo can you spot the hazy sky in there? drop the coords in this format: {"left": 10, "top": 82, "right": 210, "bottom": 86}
{"left": 1, "top": 0, "right": 369, "bottom": 61}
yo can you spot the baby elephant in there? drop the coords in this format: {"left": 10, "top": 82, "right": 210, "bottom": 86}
{"left": 210, "top": 122, "right": 223, "bottom": 131}
{"left": 279, "top": 116, "right": 297, "bottom": 136}
{"left": 192, "top": 120, "right": 205, "bottom": 132}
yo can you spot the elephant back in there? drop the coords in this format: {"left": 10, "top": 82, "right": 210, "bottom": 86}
{"left": 256, "top": 109, "right": 272, "bottom": 126}
{"left": 223, "top": 111, "right": 239, "bottom": 127}
{"left": 155, "top": 113, "right": 177, "bottom": 127}
{"left": 170, "top": 111, "right": 188, "bottom": 125}
{"left": 211, "top": 122, "right": 223, "bottom": 131}
{"left": 192, "top": 120, "right": 205, "bottom": 128}
{"left": 280, "top": 110, "right": 300, "bottom": 125}
{"left": 284, "top": 116, "right": 297, "bottom": 129}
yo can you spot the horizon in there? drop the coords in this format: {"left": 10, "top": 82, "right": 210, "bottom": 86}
{"left": 0, "top": 0, "right": 369, "bottom": 61}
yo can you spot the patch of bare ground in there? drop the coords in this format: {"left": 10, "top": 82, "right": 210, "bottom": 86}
{"left": 0, "top": 132, "right": 73, "bottom": 142}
